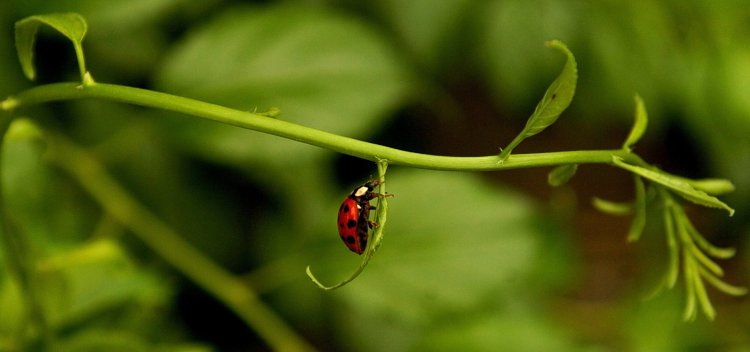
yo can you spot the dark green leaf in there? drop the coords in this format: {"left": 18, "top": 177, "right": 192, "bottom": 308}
{"left": 370, "top": 0, "right": 475, "bottom": 71}
{"left": 155, "top": 5, "right": 410, "bottom": 171}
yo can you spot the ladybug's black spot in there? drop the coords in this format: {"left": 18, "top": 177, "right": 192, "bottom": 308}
{"left": 347, "top": 219, "right": 357, "bottom": 229}
{"left": 346, "top": 235, "right": 356, "bottom": 244}
{"left": 342, "top": 204, "right": 350, "bottom": 213}
{"left": 339, "top": 223, "right": 344, "bottom": 229}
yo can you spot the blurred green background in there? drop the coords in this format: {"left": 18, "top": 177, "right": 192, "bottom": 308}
{"left": 1, "top": 0, "right": 749, "bottom": 351}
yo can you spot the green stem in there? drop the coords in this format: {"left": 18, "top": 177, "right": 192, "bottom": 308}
{"left": 498, "top": 133, "right": 524, "bottom": 161}
{"left": 2, "top": 82, "right": 645, "bottom": 170}
{"left": 45, "top": 134, "right": 316, "bottom": 352}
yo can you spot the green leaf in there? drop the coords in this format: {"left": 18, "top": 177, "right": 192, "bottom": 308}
{"left": 627, "top": 176, "right": 647, "bottom": 242}
{"left": 477, "top": 2, "right": 577, "bottom": 110}
{"left": 36, "top": 239, "right": 172, "bottom": 327}
{"left": 547, "top": 164, "right": 577, "bottom": 187}
{"left": 15, "top": 13, "right": 88, "bottom": 82}
{"left": 612, "top": 157, "right": 735, "bottom": 216}
{"left": 663, "top": 204, "right": 679, "bottom": 289}
{"left": 307, "top": 161, "right": 390, "bottom": 290}
{"left": 622, "top": 94, "right": 648, "bottom": 151}
{"left": 370, "top": 0, "right": 475, "bottom": 72}
{"left": 683, "top": 219, "right": 735, "bottom": 259}
{"left": 418, "top": 314, "right": 575, "bottom": 352}
{"left": 155, "top": 5, "right": 409, "bottom": 171}
{"left": 499, "top": 40, "right": 577, "bottom": 161}
{"left": 327, "top": 171, "right": 574, "bottom": 350}
{"left": 521, "top": 40, "right": 578, "bottom": 137}
{"left": 697, "top": 265, "right": 748, "bottom": 296}
{"left": 591, "top": 197, "right": 632, "bottom": 216}
{"left": 682, "top": 178, "right": 735, "bottom": 196}
{"left": 681, "top": 254, "right": 698, "bottom": 321}
{"left": 3, "top": 117, "right": 44, "bottom": 143}
{"left": 688, "top": 257, "right": 716, "bottom": 321}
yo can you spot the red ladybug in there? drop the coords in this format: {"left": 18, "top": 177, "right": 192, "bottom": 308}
{"left": 337, "top": 180, "right": 382, "bottom": 254}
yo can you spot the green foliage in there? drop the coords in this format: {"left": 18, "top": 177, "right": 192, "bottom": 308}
{"left": 153, "top": 4, "right": 410, "bottom": 172}
{"left": 658, "top": 190, "right": 746, "bottom": 321}
{"left": 627, "top": 175, "right": 647, "bottom": 242}
{"left": 1, "top": 1, "right": 748, "bottom": 351}
{"left": 330, "top": 171, "right": 574, "bottom": 351}
{"left": 499, "top": 40, "right": 577, "bottom": 161}
{"left": 14, "top": 13, "right": 88, "bottom": 82}
{"left": 306, "top": 160, "right": 390, "bottom": 290}
{"left": 612, "top": 157, "right": 734, "bottom": 216}
{"left": 623, "top": 94, "right": 648, "bottom": 151}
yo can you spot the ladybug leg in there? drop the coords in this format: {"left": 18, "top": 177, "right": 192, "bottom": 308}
{"left": 364, "top": 193, "right": 394, "bottom": 202}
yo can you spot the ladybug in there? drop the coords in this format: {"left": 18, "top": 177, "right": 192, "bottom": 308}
{"left": 337, "top": 180, "right": 383, "bottom": 254}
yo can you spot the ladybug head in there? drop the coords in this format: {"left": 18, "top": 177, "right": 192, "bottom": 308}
{"left": 351, "top": 179, "right": 381, "bottom": 197}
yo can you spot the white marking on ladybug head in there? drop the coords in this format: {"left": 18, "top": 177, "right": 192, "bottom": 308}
{"left": 354, "top": 186, "right": 369, "bottom": 197}
{"left": 356, "top": 204, "right": 362, "bottom": 209}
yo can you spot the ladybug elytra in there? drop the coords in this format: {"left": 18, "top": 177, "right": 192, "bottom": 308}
{"left": 337, "top": 180, "right": 383, "bottom": 254}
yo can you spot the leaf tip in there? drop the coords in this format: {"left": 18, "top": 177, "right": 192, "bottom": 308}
{"left": 623, "top": 93, "right": 648, "bottom": 150}
{"left": 1, "top": 97, "right": 18, "bottom": 111}
{"left": 305, "top": 265, "right": 332, "bottom": 291}
{"left": 544, "top": 39, "right": 566, "bottom": 49}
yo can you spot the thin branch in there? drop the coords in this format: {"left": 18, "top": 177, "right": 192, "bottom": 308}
{"left": 2, "top": 82, "right": 645, "bottom": 170}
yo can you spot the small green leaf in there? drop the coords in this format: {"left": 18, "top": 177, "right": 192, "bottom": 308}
{"left": 686, "top": 240, "right": 723, "bottom": 277}
{"left": 547, "top": 164, "right": 577, "bottom": 187}
{"left": 683, "top": 219, "right": 735, "bottom": 259}
{"left": 499, "top": 40, "right": 577, "bottom": 161}
{"left": 663, "top": 205, "right": 679, "bottom": 289}
{"left": 307, "top": 160, "right": 390, "bottom": 290}
{"left": 627, "top": 176, "right": 647, "bottom": 242}
{"left": 521, "top": 40, "right": 578, "bottom": 138}
{"left": 682, "top": 254, "right": 698, "bottom": 321}
{"left": 591, "top": 197, "right": 632, "bottom": 216}
{"left": 612, "top": 157, "right": 735, "bottom": 216}
{"left": 683, "top": 178, "right": 735, "bottom": 196}
{"left": 15, "top": 13, "right": 88, "bottom": 82}
{"left": 623, "top": 94, "right": 648, "bottom": 151}
{"left": 689, "top": 258, "right": 716, "bottom": 320}
{"left": 697, "top": 266, "right": 748, "bottom": 296}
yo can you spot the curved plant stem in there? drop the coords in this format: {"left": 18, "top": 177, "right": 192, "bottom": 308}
{"left": 2, "top": 82, "right": 645, "bottom": 170}
{"left": 45, "top": 134, "right": 316, "bottom": 352}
